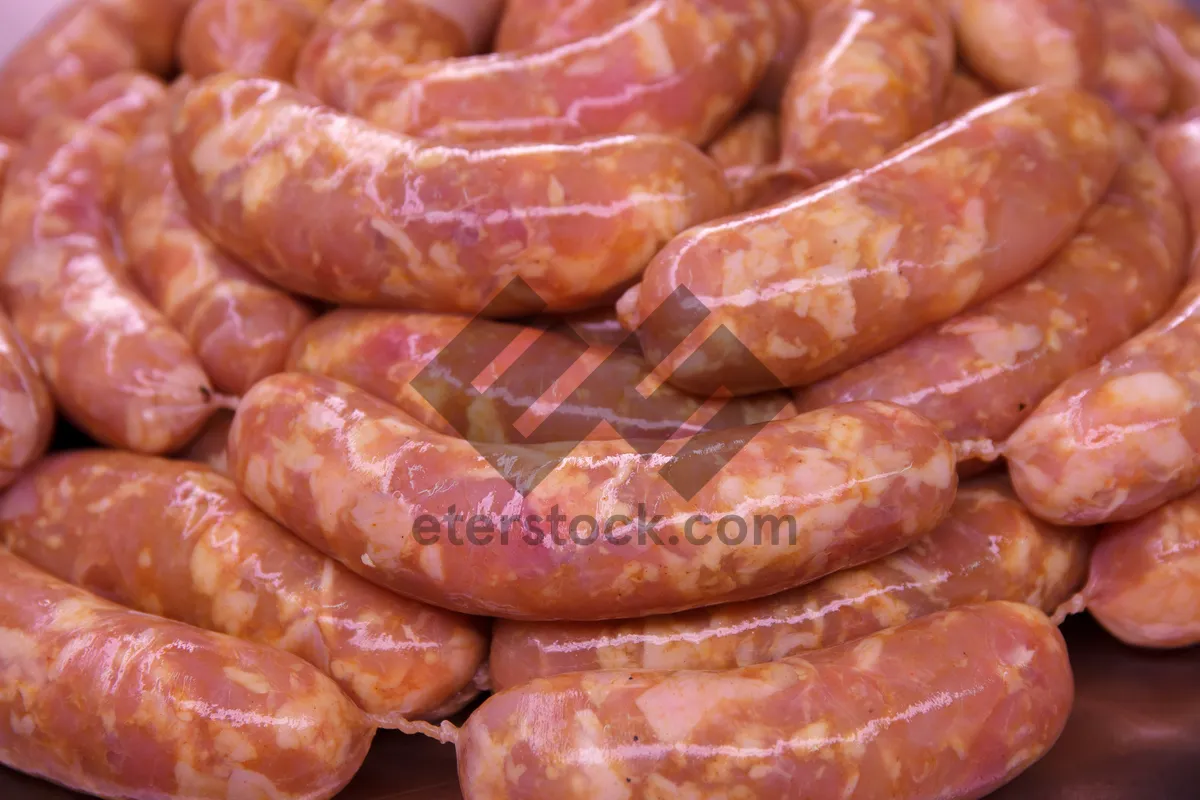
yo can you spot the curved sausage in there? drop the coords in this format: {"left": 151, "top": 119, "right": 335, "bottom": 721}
{"left": 0, "top": 548, "right": 373, "bottom": 800}
{"left": 120, "top": 83, "right": 313, "bottom": 397}
{"left": 178, "top": 0, "right": 329, "bottom": 80}
{"left": 1006, "top": 116, "right": 1200, "bottom": 526}
{"left": 287, "top": 309, "right": 795, "bottom": 443}
{"left": 0, "top": 0, "right": 192, "bottom": 140}
{"left": 1132, "top": 0, "right": 1200, "bottom": 113}
{"left": 1096, "top": 0, "right": 1172, "bottom": 123}
{"left": 296, "top": 0, "right": 504, "bottom": 112}
{"left": 797, "top": 125, "right": 1188, "bottom": 470}
{"left": 779, "top": 0, "right": 954, "bottom": 181}
{"left": 490, "top": 475, "right": 1089, "bottom": 689}
{"left": 1153, "top": 111, "right": 1200, "bottom": 243}
{"left": 458, "top": 602, "right": 1073, "bottom": 800}
{"left": 229, "top": 373, "right": 957, "bottom": 620}
{"left": 0, "top": 315, "right": 54, "bottom": 491}
{"left": 707, "top": 110, "right": 781, "bottom": 172}
{"left": 170, "top": 74, "right": 730, "bottom": 315}
{"left": 0, "top": 452, "right": 487, "bottom": 725}
{"left": 1083, "top": 488, "right": 1200, "bottom": 648}
{"left": 1007, "top": 279, "right": 1200, "bottom": 526}
{"left": 938, "top": 70, "right": 993, "bottom": 122}
{"left": 0, "top": 73, "right": 218, "bottom": 454}
{"left": 349, "top": 0, "right": 780, "bottom": 145}
{"left": 951, "top": 0, "right": 1104, "bottom": 91}
{"left": 177, "top": 409, "right": 234, "bottom": 476}
{"left": 494, "top": 0, "right": 641, "bottom": 50}
{"left": 619, "top": 87, "right": 1121, "bottom": 395}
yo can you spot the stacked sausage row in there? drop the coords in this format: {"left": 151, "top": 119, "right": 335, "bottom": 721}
{"left": 1, "top": 1, "right": 1200, "bottom": 799}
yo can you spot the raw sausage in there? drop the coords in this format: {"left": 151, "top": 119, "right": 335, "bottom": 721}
{"left": 351, "top": 0, "right": 780, "bottom": 145}
{"left": 458, "top": 602, "right": 1073, "bottom": 800}
{"left": 0, "top": 548, "right": 373, "bottom": 800}
{"left": 797, "top": 125, "right": 1187, "bottom": 470}
{"left": 178, "top": 0, "right": 329, "bottom": 79}
{"left": 287, "top": 309, "right": 795, "bottom": 443}
{"left": 707, "top": 110, "right": 781, "bottom": 172}
{"left": 170, "top": 74, "right": 730, "bottom": 315}
{"left": 951, "top": 0, "right": 1104, "bottom": 90}
{"left": 229, "top": 373, "right": 957, "bottom": 620}
{"left": 1083, "top": 487, "right": 1200, "bottom": 648}
{"left": 1132, "top": 0, "right": 1200, "bottom": 112}
{"left": 0, "top": 72, "right": 219, "bottom": 454}
{"left": 490, "top": 475, "right": 1089, "bottom": 689}
{"left": 0, "top": 0, "right": 192, "bottom": 139}
{"left": 0, "top": 452, "right": 487, "bottom": 725}
{"left": 1006, "top": 116, "right": 1200, "bottom": 525}
{"left": 121, "top": 82, "right": 313, "bottom": 396}
{"left": 0, "top": 314, "right": 54, "bottom": 491}
{"left": 938, "top": 70, "right": 993, "bottom": 122}
{"left": 296, "top": 0, "right": 505, "bottom": 112}
{"left": 1096, "top": 0, "right": 1172, "bottom": 123}
{"left": 1007, "top": 279, "right": 1200, "bottom": 525}
{"left": 780, "top": 0, "right": 954, "bottom": 181}
{"left": 619, "top": 87, "right": 1121, "bottom": 395}
{"left": 494, "top": 0, "right": 641, "bottom": 51}
{"left": 1153, "top": 111, "right": 1200, "bottom": 247}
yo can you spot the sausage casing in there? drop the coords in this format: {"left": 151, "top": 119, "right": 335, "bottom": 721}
{"left": 1, "top": 73, "right": 217, "bottom": 454}
{"left": 0, "top": 0, "right": 192, "bottom": 139}
{"left": 229, "top": 373, "right": 956, "bottom": 620}
{"left": 1085, "top": 488, "right": 1200, "bottom": 648}
{"left": 490, "top": 475, "right": 1089, "bottom": 689}
{"left": 353, "top": 0, "right": 780, "bottom": 146}
{"left": 287, "top": 309, "right": 794, "bottom": 443}
{"left": 0, "top": 314, "right": 53, "bottom": 491}
{"left": 952, "top": 0, "right": 1104, "bottom": 90}
{"left": 781, "top": 0, "right": 954, "bottom": 181}
{"left": 1096, "top": 0, "right": 1172, "bottom": 123}
{"left": 178, "top": 0, "right": 329, "bottom": 80}
{"left": 121, "top": 82, "right": 312, "bottom": 396}
{"left": 0, "top": 548, "right": 373, "bottom": 800}
{"left": 0, "top": 452, "right": 487, "bottom": 725}
{"left": 620, "top": 86, "right": 1121, "bottom": 394}
{"left": 459, "top": 603, "right": 1074, "bottom": 800}
{"left": 170, "top": 74, "right": 730, "bottom": 315}
{"left": 797, "top": 125, "right": 1188, "bottom": 468}
{"left": 296, "top": 0, "right": 504, "bottom": 112}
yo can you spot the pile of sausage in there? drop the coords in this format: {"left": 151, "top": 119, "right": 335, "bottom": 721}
{"left": 1, "top": 0, "right": 1200, "bottom": 798}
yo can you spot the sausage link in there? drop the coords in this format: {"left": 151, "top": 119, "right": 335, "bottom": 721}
{"left": 797, "top": 124, "right": 1187, "bottom": 470}
{"left": 1006, "top": 117, "right": 1200, "bottom": 525}
{"left": 1096, "top": 0, "right": 1172, "bottom": 123}
{"left": 1132, "top": 0, "right": 1200, "bottom": 112}
{"left": 951, "top": 0, "right": 1104, "bottom": 91}
{"left": 0, "top": 549, "right": 373, "bottom": 800}
{"left": 1084, "top": 488, "right": 1200, "bottom": 648}
{"left": 707, "top": 110, "right": 781, "bottom": 171}
{"left": 0, "top": 73, "right": 218, "bottom": 454}
{"left": 779, "top": 0, "right": 954, "bottom": 181}
{"left": 1008, "top": 280, "right": 1200, "bottom": 525}
{"left": 0, "top": 314, "right": 54, "bottom": 490}
{"left": 494, "top": 0, "right": 640, "bottom": 50}
{"left": 490, "top": 475, "right": 1089, "bottom": 689}
{"left": 1153, "top": 111, "right": 1200, "bottom": 245}
{"left": 0, "top": 452, "right": 487, "bottom": 725}
{"left": 178, "top": 0, "right": 330, "bottom": 80}
{"left": 0, "top": 0, "right": 192, "bottom": 139}
{"left": 170, "top": 74, "right": 730, "bottom": 315}
{"left": 230, "top": 373, "right": 956, "bottom": 620}
{"left": 296, "top": 0, "right": 504, "bottom": 112}
{"left": 121, "top": 83, "right": 313, "bottom": 396}
{"left": 177, "top": 409, "right": 235, "bottom": 477}
{"left": 459, "top": 603, "right": 1073, "bottom": 800}
{"left": 287, "top": 309, "right": 795, "bottom": 443}
{"left": 352, "top": 0, "right": 780, "bottom": 145}
{"left": 938, "top": 70, "right": 993, "bottom": 122}
{"left": 619, "top": 86, "right": 1121, "bottom": 395}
